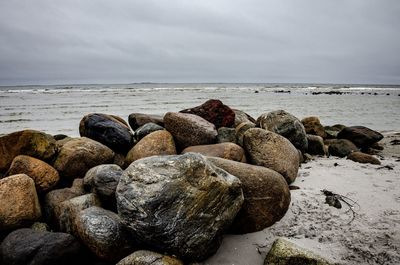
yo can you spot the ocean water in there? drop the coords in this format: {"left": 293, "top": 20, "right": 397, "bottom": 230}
{"left": 0, "top": 83, "right": 399, "bottom": 136}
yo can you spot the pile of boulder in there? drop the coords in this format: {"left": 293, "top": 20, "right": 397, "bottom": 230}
{"left": 0, "top": 99, "right": 383, "bottom": 264}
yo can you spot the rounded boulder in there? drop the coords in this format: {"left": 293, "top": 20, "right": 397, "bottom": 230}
{"left": 243, "top": 128, "right": 299, "bottom": 184}
{"left": 182, "top": 143, "right": 246, "bottom": 162}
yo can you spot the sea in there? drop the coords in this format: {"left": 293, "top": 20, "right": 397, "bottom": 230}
{"left": 1, "top": 83, "right": 399, "bottom": 136}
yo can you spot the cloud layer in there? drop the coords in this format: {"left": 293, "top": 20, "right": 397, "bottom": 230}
{"left": 1, "top": 0, "right": 399, "bottom": 85}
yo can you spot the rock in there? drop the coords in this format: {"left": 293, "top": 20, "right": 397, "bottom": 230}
{"left": 116, "top": 153, "right": 243, "bottom": 261}
{"left": 264, "top": 238, "right": 333, "bottom": 265}
{"left": 134, "top": 122, "right": 165, "bottom": 141}
{"left": 337, "top": 126, "right": 384, "bottom": 149}
{"left": 31, "top": 222, "right": 50, "bottom": 232}
{"left": 79, "top": 113, "right": 134, "bottom": 154}
{"left": 53, "top": 134, "right": 69, "bottom": 140}
{"left": 117, "top": 250, "right": 184, "bottom": 265}
{"left": 83, "top": 164, "right": 123, "bottom": 210}
{"left": 126, "top": 130, "right": 177, "bottom": 165}
{"left": 0, "top": 130, "right": 57, "bottom": 173}
{"left": 243, "top": 128, "right": 299, "bottom": 184}
{"left": 53, "top": 137, "right": 114, "bottom": 180}
{"left": 6, "top": 155, "right": 60, "bottom": 193}
{"left": 180, "top": 99, "right": 235, "bottom": 128}
{"left": 324, "top": 124, "right": 346, "bottom": 139}
{"left": 0, "top": 228, "right": 89, "bottom": 265}
{"left": 182, "top": 143, "right": 246, "bottom": 162}
{"left": 0, "top": 174, "right": 41, "bottom": 231}
{"left": 128, "top": 113, "right": 164, "bottom": 130}
{"left": 327, "top": 139, "right": 358, "bottom": 157}
{"left": 233, "top": 109, "right": 256, "bottom": 127}
{"left": 164, "top": 112, "right": 218, "bottom": 149}
{"left": 114, "top": 153, "right": 127, "bottom": 168}
{"left": 75, "top": 206, "right": 134, "bottom": 262}
{"left": 306, "top": 135, "right": 326, "bottom": 156}
{"left": 56, "top": 136, "right": 74, "bottom": 149}
{"left": 347, "top": 152, "right": 381, "bottom": 165}
{"left": 207, "top": 157, "right": 290, "bottom": 234}
{"left": 257, "top": 110, "right": 308, "bottom": 152}
{"left": 44, "top": 179, "right": 85, "bottom": 230}
{"left": 58, "top": 194, "right": 101, "bottom": 235}
{"left": 301, "top": 116, "right": 327, "bottom": 138}
{"left": 217, "top": 127, "right": 237, "bottom": 144}
{"left": 235, "top": 122, "right": 256, "bottom": 147}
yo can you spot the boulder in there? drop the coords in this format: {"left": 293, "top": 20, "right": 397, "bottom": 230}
{"left": 0, "top": 130, "right": 57, "bottom": 173}
{"left": 347, "top": 152, "right": 381, "bottom": 165}
{"left": 117, "top": 250, "right": 184, "bottom": 265}
{"left": 244, "top": 128, "right": 299, "bottom": 184}
{"left": 79, "top": 113, "right": 134, "bottom": 154}
{"left": 134, "top": 122, "right": 165, "bottom": 141}
{"left": 301, "top": 116, "right": 326, "bottom": 138}
{"left": 0, "top": 228, "right": 88, "bottom": 265}
{"left": 164, "top": 112, "right": 217, "bottom": 149}
{"left": 264, "top": 238, "right": 333, "bottom": 265}
{"left": 83, "top": 164, "right": 123, "bottom": 210}
{"left": 116, "top": 153, "right": 243, "bottom": 261}
{"left": 58, "top": 194, "right": 101, "bottom": 235}
{"left": 233, "top": 109, "right": 256, "bottom": 127}
{"left": 0, "top": 174, "right": 41, "bottom": 231}
{"left": 235, "top": 122, "right": 256, "bottom": 147}
{"left": 53, "top": 137, "right": 114, "bottom": 180}
{"left": 327, "top": 139, "right": 358, "bottom": 158}
{"left": 44, "top": 179, "right": 85, "bottom": 230}
{"left": 217, "top": 127, "right": 237, "bottom": 144}
{"left": 207, "top": 157, "right": 290, "bottom": 234}
{"left": 75, "top": 206, "right": 134, "bottom": 262}
{"left": 182, "top": 143, "right": 246, "bottom": 162}
{"left": 6, "top": 155, "right": 59, "bottom": 193}
{"left": 128, "top": 113, "right": 164, "bottom": 130}
{"left": 125, "top": 130, "right": 177, "bottom": 165}
{"left": 337, "top": 126, "right": 384, "bottom": 149}
{"left": 306, "top": 135, "right": 326, "bottom": 156}
{"left": 180, "top": 99, "right": 235, "bottom": 128}
{"left": 31, "top": 222, "right": 50, "bottom": 232}
{"left": 257, "top": 110, "right": 308, "bottom": 152}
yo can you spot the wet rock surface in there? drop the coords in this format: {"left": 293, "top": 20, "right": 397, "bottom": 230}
{"left": 337, "top": 126, "right": 384, "bottom": 149}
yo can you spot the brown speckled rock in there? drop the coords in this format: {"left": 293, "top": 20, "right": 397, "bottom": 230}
{"left": 53, "top": 137, "right": 114, "bottom": 180}
{"left": 301, "top": 116, "right": 327, "bottom": 138}
{"left": 125, "top": 130, "right": 176, "bottom": 165}
{"left": 182, "top": 143, "right": 246, "bottom": 162}
{"left": 164, "top": 112, "right": 217, "bottom": 149}
{"left": 0, "top": 174, "right": 41, "bottom": 231}
{"left": 117, "top": 250, "right": 184, "bottom": 265}
{"left": 347, "top": 152, "right": 381, "bottom": 165}
{"left": 326, "top": 139, "right": 358, "bottom": 158}
{"left": 207, "top": 157, "right": 290, "bottom": 234}
{"left": 7, "top": 155, "right": 59, "bottom": 193}
{"left": 0, "top": 130, "right": 57, "bottom": 173}
{"left": 243, "top": 128, "right": 299, "bottom": 184}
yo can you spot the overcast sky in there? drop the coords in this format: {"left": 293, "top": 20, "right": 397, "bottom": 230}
{"left": 0, "top": 0, "right": 399, "bottom": 85}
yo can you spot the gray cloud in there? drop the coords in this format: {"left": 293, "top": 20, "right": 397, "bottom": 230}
{"left": 0, "top": 0, "right": 399, "bottom": 85}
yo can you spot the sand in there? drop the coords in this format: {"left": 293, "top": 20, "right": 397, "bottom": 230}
{"left": 203, "top": 132, "right": 400, "bottom": 265}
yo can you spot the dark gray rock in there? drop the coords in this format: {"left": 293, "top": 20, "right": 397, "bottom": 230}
{"left": 207, "top": 157, "right": 290, "bottom": 234}
{"left": 324, "top": 124, "right": 346, "bottom": 139}
{"left": 327, "top": 139, "right": 358, "bottom": 157}
{"left": 75, "top": 206, "right": 134, "bottom": 262}
{"left": 306, "top": 135, "right": 326, "bottom": 156}
{"left": 233, "top": 109, "right": 256, "bottom": 127}
{"left": 217, "top": 127, "right": 237, "bottom": 144}
{"left": 128, "top": 113, "right": 164, "bottom": 130}
{"left": 337, "top": 126, "right": 384, "bottom": 149}
{"left": 257, "top": 110, "right": 308, "bottom": 152}
{"left": 79, "top": 113, "right": 134, "bottom": 154}
{"left": 0, "top": 228, "right": 89, "bottom": 265}
{"left": 243, "top": 128, "right": 299, "bottom": 184}
{"left": 164, "top": 112, "right": 218, "bottom": 149}
{"left": 134, "top": 122, "right": 164, "bottom": 141}
{"left": 116, "top": 153, "right": 243, "bottom": 261}
{"left": 83, "top": 164, "right": 123, "bottom": 211}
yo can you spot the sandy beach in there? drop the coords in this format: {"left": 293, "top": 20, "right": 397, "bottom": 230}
{"left": 205, "top": 132, "right": 400, "bottom": 265}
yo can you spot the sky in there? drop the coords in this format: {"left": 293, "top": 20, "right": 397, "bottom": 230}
{"left": 0, "top": 0, "right": 399, "bottom": 85}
